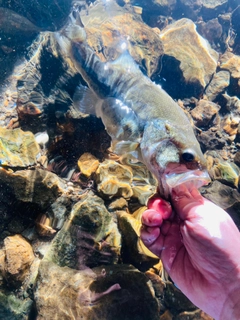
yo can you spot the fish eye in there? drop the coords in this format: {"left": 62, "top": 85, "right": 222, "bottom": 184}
{"left": 182, "top": 150, "right": 195, "bottom": 162}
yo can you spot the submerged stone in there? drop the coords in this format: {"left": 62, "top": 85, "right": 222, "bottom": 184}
{"left": 95, "top": 160, "right": 133, "bottom": 199}
{"left": 0, "top": 291, "right": 33, "bottom": 320}
{"left": 35, "top": 261, "right": 160, "bottom": 320}
{"left": 0, "top": 127, "right": 40, "bottom": 167}
{"left": 160, "top": 18, "right": 218, "bottom": 97}
{"left": 46, "top": 193, "right": 121, "bottom": 269}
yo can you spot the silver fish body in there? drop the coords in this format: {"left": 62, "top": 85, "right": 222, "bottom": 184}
{"left": 57, "top": 11, "right": 210, "bottom": 197}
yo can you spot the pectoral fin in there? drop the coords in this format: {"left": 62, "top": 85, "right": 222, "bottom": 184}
{"left": 73, "top": 85, "right": 101, "bottom": 116}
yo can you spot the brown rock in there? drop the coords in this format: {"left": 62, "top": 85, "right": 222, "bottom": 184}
{"left": 82, "top": 0, "right": 164, "bottom": 77}
{"left": 3, "top": 235, "right": 35, "bottom": 285}
{"left": 205, "top": 70, "right": 230, "bottom": 101}
{"left": 46, "top": 193, "right": 121, "bottom": 269}
{"left": 0, "top": 127, "right": 40, "bottom": 167}
{"left": 77, "top": 152, "right": 100, "bottom": 178}
{"left": 0, "top": 167, "right": 65, "bottom": 208}
{"left": 95, "top": 160, "right": 133, "bottom": 199}
{"left": 160, "top": 18, "right": 218, "bottom": 93}
{"left": 220, "top": 52, "right": 240, "bottom": 79}
{"left": 176, "top": 309, "right": 213, "bottom": 319}
{"left": 191, "top": 100, "right": 220, "bottom": 127}
{"left": 35, "top": 261, "right": 160, "bottom": 320}
{"left": 116, "top": 209, "right": 160, "bottom": 269}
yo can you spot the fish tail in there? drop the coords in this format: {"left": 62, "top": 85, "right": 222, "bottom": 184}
{"left": 61, "top": 7, "right": 86, "bottom": 43}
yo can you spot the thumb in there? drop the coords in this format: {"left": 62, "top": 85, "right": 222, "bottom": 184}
{"left": 171, "top": 185, "right": 204, "bottom": 221}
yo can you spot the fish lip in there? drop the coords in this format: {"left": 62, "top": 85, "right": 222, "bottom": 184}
{"left": 157, "top": 167, "right": 211, "bottom": 199}
{"left": 164, "top": 169, "right": 211, "bottom": 190}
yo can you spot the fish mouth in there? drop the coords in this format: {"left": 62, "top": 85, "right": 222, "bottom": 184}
{"left": 158, "top": 165, "right": 211, "bottom": 198}
{"left": 165, "top": 169, "right": 211, "bottom": 190}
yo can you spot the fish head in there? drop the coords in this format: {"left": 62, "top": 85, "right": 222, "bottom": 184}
{"left": 140, "top": 119, "right": 210, "bottom": 198}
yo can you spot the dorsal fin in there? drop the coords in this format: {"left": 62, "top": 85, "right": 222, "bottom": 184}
{"left": 109, "top": 50, "right": 140, "bottom": 74}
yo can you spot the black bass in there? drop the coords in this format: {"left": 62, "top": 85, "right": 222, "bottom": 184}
{"left": 57, "top": 10, "right": 210, "bottom": 197}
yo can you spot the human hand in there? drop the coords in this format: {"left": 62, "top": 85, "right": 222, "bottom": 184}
{"left": 141, "top": 185, "right": 240, "bottom": 320}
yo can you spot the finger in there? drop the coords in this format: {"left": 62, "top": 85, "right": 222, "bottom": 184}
{"left": 141, "top": 209, "right": 163, "bottom": 227}
{"left": 140, "top": 226, "right": 160, "bottom": 246}
{"left": 148, "top": 196, "right": 173, "bottom": 220}
{"left": 141, "top": 226, "right": 164, "bottom": 257}
{"left": 171, "top": 185, "right": 204, "bottom": 220}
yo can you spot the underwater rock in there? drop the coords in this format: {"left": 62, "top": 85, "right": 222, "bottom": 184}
{"left": 0, "top": 8, "right": 40, "bottom": 46}
{"left": 1, "top": 235, "right": 35, "bottom": 287}
{"left": 117, "top": 209, "right": 160, "bottom": 270}
{"left": 46, "top": 193, "right": 121, "bottom": 269}
{"left": 219, "top": 52, "right": 240, "bottom": 95}
{"left": 200, "top": 0, "right": 228, "bottom": 20}
{"left": 35, "top": 261, "right": 160, "bottom": 320}
{"left": 95, "top": 160, "right": 133, "bottom": 199}
{"left": 177, "top": 309, "right": 213, "bottom": 319}
{"left": 77, "top": 153, "right": 100, "bottom": 178}
{"left": 0, "top": 290, "right": 33, "bottom": 320}
{"left": 231, "top": 5, "right": 240, "bottom": 54}
{"left": 190, "top": 99, "right": 220, "bottom": 128}
{"left": 223, "top": 115, "right": 239, "bottom": 138}
{"left": 1, "top": 0, "right": 72, "bottom": 31}
{"left": 0, "top": 168, "right": 65, "bottom": 208}
{"left": 220, "top": 52, "right": 240, "bottom": 78}
{"left": 159, "top": 18, "right": 218, "bottom": 98}
{"left": 205, "top": 70, "right": 230, "bottom": 101}
{"left": 81, "top": 0, "right": 164, "bottom": 77}
{"left": 197, "top": 128, "right": 226, "bottom": 152}
{"left": 196, "top": 18, "right": 223, "bottom": 49}
{"left": 0, "top": 127, "right": 40, "bottom": 167}
{"left": 206, "top": 151, "right": 240, "bottom": 188}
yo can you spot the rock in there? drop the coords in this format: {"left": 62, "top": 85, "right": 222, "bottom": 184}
{"left": 197, "top": 128, "right": 226, "bottom": 152}
{"left": 190, "top": 100, "right": 220, "bottom": 128}
{"left": 0, "top": 290, "right": 33, "bottom": 320}
{"left": 46, "top": 193, "right": 121, "bottom": 269}
{"left": 95, "top": 160, "right": 133, "bottom": 199}
{"left": 132, "top": 184, "right": 156, "bottom": 205}
{"left": 205, "top": 71, "right": 230, "bottom": 101}
{"left": 35, "top": 261, "right": 160, "bottom": 320}
{"left": 0, "top": 127, "right": 40, "bottom": 167}
{"left": 0, "top": 168, "right": 65, "bottom": 208}
{"left": 0, "top": 8, "right": 40, "bottom": 47}
{"left": 177, "top": 309, "right": 213, "bottom": 319}
{"left": 200, "top": 0, "right": 228, "bottom": 20}
{"left": 116, "top": 209, "right": 160, "bottom": 270}
{"left": 206, "top": 151, "right": 240, "bottom": 188}
{"left": 159, "top": 19, "right": 218, "bottom": 98}
{"left": 77, "top": 153, "right": 100, "bottom": 178}
{"left": 108, "top": 197, "right": 128, "bottom": 211}
{"left": 223, "top": 115, "right": 239, "bottom": 138}
{"left": 234, "top": 151, "right": 240, "bottom": 167}
{"left": 164, "top": 281, "right": 197, "bottom": 313}
{"left": 197, "top": 18, "right": 223, "bottom": 49}
{"left": 1, "top": 0, "right": 72, "bottom": 31}
{"left": 220, "top": 52, "right": 240, "bottom": 95}
{"left": 231, "top": 5, "right": 240, "bottom": 54}
{"left": 82, "top": 0, "right": 164, "bottom": 77}
{"left": 2, "top": 235, "right": 35, "bottom": 286}
{"left": 220, "top": 52, "right": 240, "bottom": 79}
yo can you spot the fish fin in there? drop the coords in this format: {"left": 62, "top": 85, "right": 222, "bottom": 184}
{"left": 73, "top": 85, "right": 101, "bottom": 116}
{"left": 113, "top": 140, "right": 140, "bottom": 155}
{"left": 110, "top": 50, "right": 140, "bottom": 74}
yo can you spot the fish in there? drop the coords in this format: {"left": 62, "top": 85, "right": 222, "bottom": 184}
{"left": 56, "top": 9, "right": 210, "bottom": 198}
